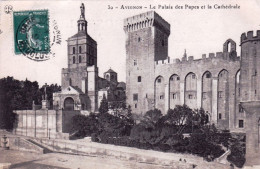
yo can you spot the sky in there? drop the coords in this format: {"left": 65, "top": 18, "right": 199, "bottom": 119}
{"left": 0, "top": 0, "right": 260, "bottom": 87}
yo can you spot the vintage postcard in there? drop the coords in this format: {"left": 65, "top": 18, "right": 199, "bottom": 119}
{"left": 0, "top": 0, "right": 260, "bottom": 169}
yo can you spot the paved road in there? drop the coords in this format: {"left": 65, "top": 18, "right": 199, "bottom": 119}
{"left": 0, "top": 150, "right": 175, "bottom": 169}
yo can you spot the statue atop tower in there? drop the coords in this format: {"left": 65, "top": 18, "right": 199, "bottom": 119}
{"left": 80, "top": 3, "right": 85, "bottom": 19}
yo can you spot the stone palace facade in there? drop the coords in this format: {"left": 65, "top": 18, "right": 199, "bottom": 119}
{"left": 124, "top": 11, "right": 259, "bottom": 132}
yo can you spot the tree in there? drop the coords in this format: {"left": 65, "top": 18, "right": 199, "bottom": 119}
{"left": 0, "top": 76, "right": 61, "bottom": 130}
{"left": 70, "top": 113, "right": 99, "bottom": 139}
{"left": 141, "top": 109, "right": 162, "bottom": 129}
{"left": 99, "top": 94, "right": 108, "bottom": 114}
{"left": 165, "top": 105, "right": 193, "bottom": 134}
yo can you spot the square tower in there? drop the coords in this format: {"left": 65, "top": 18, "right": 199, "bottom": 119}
{"left": 124, "top": 11, "right": 170, "bottom": 114}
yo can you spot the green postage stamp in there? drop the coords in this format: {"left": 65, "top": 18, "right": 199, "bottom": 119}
{"left": 13, "top": 10, "right": 50, "bottom": 59}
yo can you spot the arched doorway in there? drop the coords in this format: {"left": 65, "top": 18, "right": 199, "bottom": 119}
{"left": 64, "top": 97, "right": 74, "bottom": 110}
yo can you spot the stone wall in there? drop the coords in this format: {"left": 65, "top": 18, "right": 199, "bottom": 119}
{"left": 13, "top": 109, "right": 72, "bottom": 140}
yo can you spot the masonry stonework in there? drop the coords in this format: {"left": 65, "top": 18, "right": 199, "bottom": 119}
{"left": 124, "top": 11, "right": 245, "bottom": 131}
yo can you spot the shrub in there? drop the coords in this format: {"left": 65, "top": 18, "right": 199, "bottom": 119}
{"left": 227, "top": 134, "right": 246, "bottom": 168}
{"left": 227, "top": 145, "right": 245, "bottom": 168}
{"left": 187, "top": 133, "right": 224, "bottom": 160}
{"left": 70, "top": 113, "right": 99, "bottom": 138}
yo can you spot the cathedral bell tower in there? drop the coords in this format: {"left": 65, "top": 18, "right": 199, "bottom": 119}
{"left": 56, "top": 3, "right": 98, "bottom": 113}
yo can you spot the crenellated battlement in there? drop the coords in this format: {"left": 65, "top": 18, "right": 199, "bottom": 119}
{"left": 241, "top": 30, "right": 260, "bottom": 45}
{"left": 123, "top": 11, "right": 170, "bottom": 35}
{"left": 155, "top": 51, "right": 240, "bottom": 66}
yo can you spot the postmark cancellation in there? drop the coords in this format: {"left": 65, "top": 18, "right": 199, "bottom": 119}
{"left": 13, "top": 10, "right": 50, "bottom": 61}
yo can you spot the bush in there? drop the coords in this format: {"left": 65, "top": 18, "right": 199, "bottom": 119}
{"left": 187, "top": 133, "right": 224, "bottom": 160}
{"left": 70, "top": 113, "right": 99, "bottom": 138}
{"left": 227, "top": 135, "right": 246, "bottom": 168}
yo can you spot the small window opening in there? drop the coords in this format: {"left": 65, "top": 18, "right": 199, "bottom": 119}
{"left": 206, "top": 73, "right": 211, "bottom": 78}
{"left": 173, "top": 93, "right": 177, "bottom": 99}
{"left": 239, "top": 120, "right": 244, "bottom": 128}
{"left": 219, "top": 113, "right": 222, "bottom": 119}
{"left": 134, "top": 60, "right": 137, "bottom": 66}
{"left": 202, "top": 92, "right": 206, "bottom": 99}
{"left": 79, "top": 46, "right": 82, "bottom": 53}
{"left": 133, "top": 94, "right": 138, "bottom": 101}
{"left": 188, "top": 94, "right": 193, "bottom": 99}
{"left": 79, "top": 55, "right": 81, "bottom": 63}
{"left": 138, "top": 76, "right": 141, "bottom": 82}
{"left": 218, "top": 91, "right": 223, "bottom": 98}
{"left": 239, "top": 104, "right": 243, "bottom": 113}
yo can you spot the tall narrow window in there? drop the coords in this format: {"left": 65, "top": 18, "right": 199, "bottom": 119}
{"left": 202, "top": 92, "right": 206, "bottom": 99}
{"left": 173, "top": 93, "right": 177, "bottom": 99}
{"left": 134, "top": 60, "right": 137, "bottom": 66}
{"left": 79, "top": 55, "right": 82, "bottom": 63}
{"left": 79, "top": 46, "right": 82, "bottom": 53}
{"left": 218, "top": 91, "right": 223, "bottom": 98}
{"left": 161, "top": 39, "right": 164, "bottom": 46}
{"left": 138, "top": 76, "right": 141, "bottom": 82}
{"left": 239, "top": 104, "right": 243, "bottom": 113}
{"left": 73, "top": 47, "right": 75, "bottom": 54}
{"left": 239, "top": 120, "right": 244, "bottom": 128}
{"left": 133, "top": 94, "right": 138, "bottom": 101}
{"left": 219, "top": 113, "right": 222, "bottom": 119}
